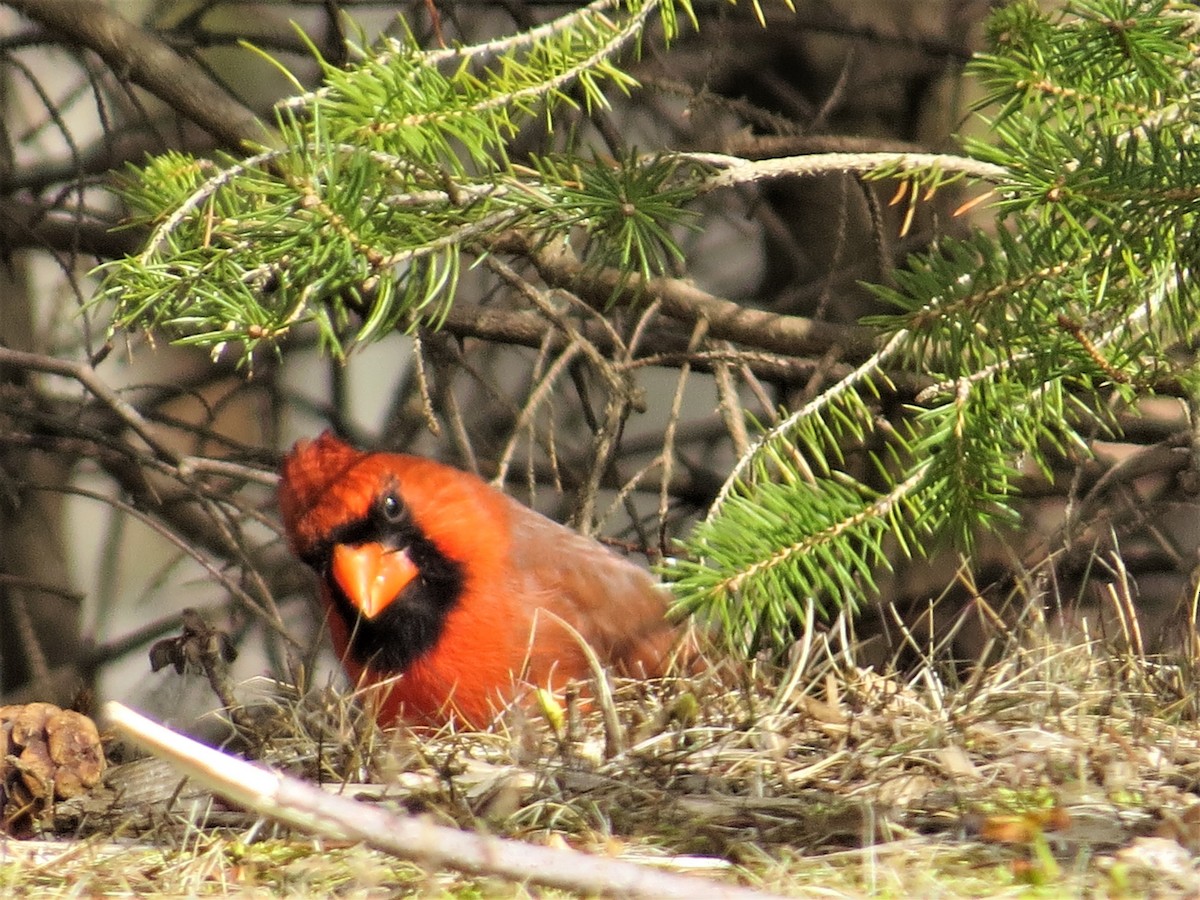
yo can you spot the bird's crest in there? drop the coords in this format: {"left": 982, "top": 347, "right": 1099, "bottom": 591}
{"left": 278, "top": 430, "right": 365, "bottom": 535}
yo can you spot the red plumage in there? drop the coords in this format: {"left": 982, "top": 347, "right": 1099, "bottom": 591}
{"left": 278, "top": 431, "right": 682, "bottom": 727}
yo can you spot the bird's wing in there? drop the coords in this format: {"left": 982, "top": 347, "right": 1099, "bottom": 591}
{"left": 502, "top": 496, "right": 678, "bottom": 677}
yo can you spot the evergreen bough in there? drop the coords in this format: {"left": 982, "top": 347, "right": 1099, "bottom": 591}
{"left": 670, "top": 0, "right": 1200, "bottom": 654}
{"left": 100, "top": 0, "right": 712, "bottom": 359}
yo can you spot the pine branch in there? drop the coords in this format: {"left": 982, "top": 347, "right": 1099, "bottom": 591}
{"left": 667, "top": 0, "right": 1200, "bottom": 653}
{"left": 96, "top": 0, "right": 722, "bottom": 363}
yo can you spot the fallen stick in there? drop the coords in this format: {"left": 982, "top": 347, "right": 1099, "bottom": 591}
{"left": 104, "top": 702, "right": 790, "bottom": 900}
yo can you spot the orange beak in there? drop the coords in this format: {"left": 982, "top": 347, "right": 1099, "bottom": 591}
{"left": 331, "top": 542, "right": 420, "bottom": 619}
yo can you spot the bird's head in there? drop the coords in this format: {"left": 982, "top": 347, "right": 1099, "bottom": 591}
{"left": 278, "top": 431, "right": 471, "bottom": 670}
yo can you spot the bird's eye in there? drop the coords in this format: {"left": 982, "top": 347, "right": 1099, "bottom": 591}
{"left": 380, "top": 492, "right": 404, "bottom": 523}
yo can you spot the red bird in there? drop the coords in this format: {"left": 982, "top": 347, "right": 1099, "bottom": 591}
{"left": 278, "top": 431, "right": 683, "bottom": 728}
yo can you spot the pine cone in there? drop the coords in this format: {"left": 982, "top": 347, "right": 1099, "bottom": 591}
{"left": 0, "top": 703, "right": 107, "bottom": 835}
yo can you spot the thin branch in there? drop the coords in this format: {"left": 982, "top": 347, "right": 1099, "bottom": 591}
{"left": 688, "top": 151, "right": 1010, "bottom": 189}
{"left": 713, "top": 353, "right": 751, "bottom": 457}
{"left": 176, "top": 456, "right": 278, "bottom": 486}
{"left": 0, "top": 345, "right": 182, "bottom": 465}
{"left": 0, "top": 200, "right": 140, "bottom": 258}
{"left": 31, "top": 481, "right": 294, "bottom": 647}
{"left": 659, "top": 317, "right": 708, "bottom": 552}
{"left": 3, "top": 0, "right": 277, "bottom": 152}
{"left": 497, "top": 233, "right": 879, "bottom": 362}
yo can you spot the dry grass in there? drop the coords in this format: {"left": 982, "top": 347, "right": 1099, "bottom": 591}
{"left": 21, "top": 573, "right": 1200, "bottom": 898}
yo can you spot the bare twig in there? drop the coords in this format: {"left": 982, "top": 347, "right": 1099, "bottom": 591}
{"left": 688, "top": 151, "right": 1009, "bottom": 189}
{"left": 439, "top": 302, "right": 863, "bottom": 385}
{"left": 660, "top": 317, "right": 708, "bottom": 553}
{"left": 105, "top": 702, "right": 788, "bottom": 900}
{"left": 4, "top": 0, "right": 275, "bottom": 152}
{"left": 0, "top": 346, "right": 181, "bottom": 465}
{"left": 497, "top": 234, "right": 878, "bottom": 362}
{"left": 713, "top": 353, "right": 751, "bottom": 457}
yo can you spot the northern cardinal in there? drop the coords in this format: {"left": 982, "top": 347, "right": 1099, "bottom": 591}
{"left": 278, "top": 431, "right": 683, "bottom": 728}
